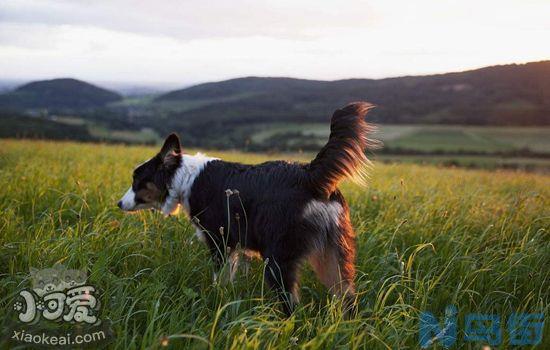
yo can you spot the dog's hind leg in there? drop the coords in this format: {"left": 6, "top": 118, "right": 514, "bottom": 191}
{"left": 309, "top": 245, "right": 355, "bottom": 297}
{"left": 263, "top": 255, "right": 301, "bottom": 316}
{"left": 308, "top": 235, "right": 357, "bottom": 314}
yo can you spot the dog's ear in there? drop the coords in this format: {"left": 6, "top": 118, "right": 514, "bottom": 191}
{"left": 160, "top": 133, "right": 181, "bottom": 159}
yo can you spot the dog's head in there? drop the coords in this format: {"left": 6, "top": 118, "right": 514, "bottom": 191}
{"left": 118, "top": 133, "right": 182, "bottom": 212}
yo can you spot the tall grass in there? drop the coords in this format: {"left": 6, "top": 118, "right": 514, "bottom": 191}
{"left": 0, "top": 139, "right": 548, "bottom": 349}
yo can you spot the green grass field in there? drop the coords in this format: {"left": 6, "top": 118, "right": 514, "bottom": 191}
{"left": 0, "top": 139, "right": 548, "bottom": 349}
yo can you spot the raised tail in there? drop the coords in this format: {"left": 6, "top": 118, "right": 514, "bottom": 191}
{"left": 308, "top": 102, "right": 379, "bottom": 197}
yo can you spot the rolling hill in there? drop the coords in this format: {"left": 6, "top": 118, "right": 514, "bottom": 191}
{"left": 156, "top": 61, "right": 550, "bottom": 126}
{"left": 0, "top": 78, "right": 122, "bottom": 110}
{"left": 0, "top": 61, "right": 549, "bottom": 153}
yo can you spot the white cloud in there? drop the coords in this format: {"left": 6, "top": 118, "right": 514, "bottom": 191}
{"left": 0, "top": 0, "right": 549, "bottom": 84}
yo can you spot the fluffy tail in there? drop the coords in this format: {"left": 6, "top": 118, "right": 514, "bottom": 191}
{"left": 308, "top": 102, "right": 379, "bottom": 197}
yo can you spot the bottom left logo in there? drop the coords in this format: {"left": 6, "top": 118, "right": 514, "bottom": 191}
{"left": 3, "top": 264, "right": 114, "bottom": 348}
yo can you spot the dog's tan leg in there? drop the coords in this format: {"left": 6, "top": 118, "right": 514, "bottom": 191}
{"left": 229, "top": 249, "right": 240, "bottom": 283}
{"left": 216, "top": 249, "right": 241, "bottom": 286}
{"left": 309, "top": 246, "right": 356, "bottom": 317}
{"left": 308, "top": 245, "right": 355, "bottom": 299}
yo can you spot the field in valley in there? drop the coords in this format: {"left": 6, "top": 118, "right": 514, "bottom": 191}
{"left": 249, "top": 123, "right": 550, "bottom": 154}
{"left": 0, "top": 139, "right": 548, "bottom": 349}
{"left": 4, "top": 112, "right": 550, "bottom": 172}
{"left": 249, "top": 123, "right": 550, "bottom": 171}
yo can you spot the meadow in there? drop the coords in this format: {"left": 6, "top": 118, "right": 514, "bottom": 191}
{"left": 0, "top": 139, "right": 548, "bottom": 349}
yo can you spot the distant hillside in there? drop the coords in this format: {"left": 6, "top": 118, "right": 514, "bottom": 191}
{"left": 0, "top": 112, "right": 94, "bottom": 141}
{"left": 156, "top": 61, "right": 550, "bottom": 126}
{"left": 0, "top": 78, "right": 122, "bottom": 110}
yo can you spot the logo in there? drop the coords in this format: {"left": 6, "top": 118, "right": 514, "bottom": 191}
{"left": 419, "top": 305, "right": 544, "bottom": 348}
{"left": 3, "top": 264, "right": 113, "bottom": 348}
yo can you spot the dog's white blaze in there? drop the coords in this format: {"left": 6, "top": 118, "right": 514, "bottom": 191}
{"left": 161, "top": 152, "right": 218, "bottom": 216}
{"left": 120, "top": 187, "right": 136, "bottom": 210}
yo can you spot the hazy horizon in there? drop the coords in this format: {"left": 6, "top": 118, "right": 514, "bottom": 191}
{"left": 2, "top": 59, "right": 548, "bottom": 93}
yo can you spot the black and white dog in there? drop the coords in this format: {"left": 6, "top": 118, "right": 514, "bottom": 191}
{"left": 118, "top": 102, "right": 377, "bottom": 314}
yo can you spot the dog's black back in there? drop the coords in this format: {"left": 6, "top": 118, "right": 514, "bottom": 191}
{"left": 190, "top": 160, "right": 327, "bottom": 256}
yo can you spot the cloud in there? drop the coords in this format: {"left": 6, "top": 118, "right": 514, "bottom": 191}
{"left": 0, "top": 0, "right": 549, "bottom": 83}
{"left": 0, "top": 0, "right": 378, "bottom": 40}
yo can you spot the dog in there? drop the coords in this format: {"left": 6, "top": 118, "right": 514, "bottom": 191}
{"left": 118, "top": 102, "right": 377, "bottom": 315}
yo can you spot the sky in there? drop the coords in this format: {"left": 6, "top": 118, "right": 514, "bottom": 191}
{"left": 1, "top": 0, "right": 549, "bottom": 86}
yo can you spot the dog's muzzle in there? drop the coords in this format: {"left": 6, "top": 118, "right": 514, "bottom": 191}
{"left": 118, "top": 187, "right": 136, "bottom": 211}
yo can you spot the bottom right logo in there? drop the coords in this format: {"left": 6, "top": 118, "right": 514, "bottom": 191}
{"left": 419, "top": 305, "right": 544, "bottom": 348}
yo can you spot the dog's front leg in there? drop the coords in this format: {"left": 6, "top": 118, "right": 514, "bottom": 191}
{"left": 229, "top": 249, "right": 240, "bottom": 283}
